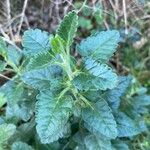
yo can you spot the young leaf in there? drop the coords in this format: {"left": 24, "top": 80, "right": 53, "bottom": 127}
{"left": 82, "top": 99, "right": 117, "bottom": 139}
{"left": 57, "top": 11, "right": 78, "bottom": 46}
{"left": 51, "top": 35, "right": 66, "bottom": 54}
{"left": 11, "top": 141, "right": 34, "bottom": 150}
{"left": 22, "top": 29, "right": 51, "bottom": 56}
{"left": 0, "top": 124, "right": 16, "bottom": 150}
{"left": 84, "top": 134, "right": 112, "bottom": 150}
{"left": 84, "top": 58, "right": 118, "bottom": 90}
{"left": 36, "top": 90, "right": 73, "bottom": 143}
{"left": 77, "top": 30, "right": 120, "bottom": 63}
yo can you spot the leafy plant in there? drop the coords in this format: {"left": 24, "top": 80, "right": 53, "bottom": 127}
{"left": 0, "top": 11, "right": 150, "bottom": 150}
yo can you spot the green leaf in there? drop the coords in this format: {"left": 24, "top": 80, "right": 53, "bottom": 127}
{"left": 57, "top": 11, "right": 78, "bottom": 46}
{"left": 27, "top": 51, "right": 52, "bottom": 70}
{"left": 82, "top": 99, "right": 117, "bottom": 139}
{"left": 36, "top": 90, "right": 73, "bottom": 143}
{"left": 0, "top": 37, "right": 7, "bottom": 58}
{"left": 104, "top": 76, "right": 131, "bottom": 110}
{"left": 112, "top": 140, "right": 129, "bottom": 150}
{"left": 0, "top": 93, "right": 6, "bottom": 108}
{"left": 51, "top": 35, "right": 66, "bottom": 54}
{"left": 116, "top": 112, "right": 140, "bottom": 137}
{"left": 6, "top": 45, "right": 22, "bottom": 66}
{"left": 11, "top": 141, "right": 34, "bottom": 150}
{"left": 22, "top": 29, "right": 51, "bottom": 56}
{"left": 84, "top": 134, "right": 112, "bottom": 150}
{"left": 77, "top": 30, "right": 120, "bottom": 63}
{"left": 0, "top": 124, "right": 16, "bottom": 150}
{"left": 84, "top": 58, "right": 118, "bottom": 90}
{"left": 0, "top": 81, "right": 24, "bottom": 106}
{"left": 22, "top": 65, "right": 62, "bottom": 90}
{"left": 0, "top": 60, "right": 7, "bottom": 72}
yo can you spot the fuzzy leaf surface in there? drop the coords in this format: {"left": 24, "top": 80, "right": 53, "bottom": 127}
{"left": 82, "top": 99, "right": 117, "bottom": 139}
{"left": 84, "top": 58, "right": 118, "bottom": 90}
{"left": 27, "top": 51, "right": 52, "bottom": 70}
{"left": 116, "top": 112, "right": 140, "bottom": 137}
{"left": 84, "top": 134, "right": 112, "bottom": 150}
{"left": 57, "top": 11, "right": 78, "bottom": 46}
{"left": 22, "top": 65, "right": 62, "bottom": 90}
{"left": 11, "top": 141, "right": 34, "bottom": 150}
{"left": 36, "top": 90, "right": 73, "bottom": 143}
{"left": 22, "top": 29, "right": 50, "bottom": 56}
{"left": 77, "top": 30, "right": 120, "bottom": 62}
{"left": 0, "top": 124, "right": 16, "bottom": 150}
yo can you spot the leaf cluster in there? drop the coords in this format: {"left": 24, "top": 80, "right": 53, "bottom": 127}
{"left": 0, "top": 11, "right": 150, "bottom": 150}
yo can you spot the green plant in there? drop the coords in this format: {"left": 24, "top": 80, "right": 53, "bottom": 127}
{"left": 0, "top": 11, "right": 150, "bottom": 150}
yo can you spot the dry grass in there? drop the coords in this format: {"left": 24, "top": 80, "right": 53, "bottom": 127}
{"left": 0, "top": 0, "right": 149, "bottom": 43}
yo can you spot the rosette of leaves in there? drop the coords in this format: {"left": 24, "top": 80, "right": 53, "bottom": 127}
{"left": 0, "top": 11, "right": 150, "bottom": 149}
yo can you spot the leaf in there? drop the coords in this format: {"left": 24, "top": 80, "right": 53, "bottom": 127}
{"left": 0, "top": 81, "right": 24, "bottom": 106}
{"left": 22, "top": 29, "right": 51, "bottom": 56}
{"left": 36, "top": 90, "right": 73, "bottom": 143}
{"left": 0, "top": 60, "right": 6, "bottom": 72}
{"left": 82, "top": 99, "right": 117, "bottom": 139}
{"left": 104, "top": 76, "right": 131, "bottom": 110}
{"left": 6, "top": 102, "right": 34, "bottom": 122}
{"left": 11, "top": 141, "right": 34, "bottom": 150}
{"left": 116, "top": 112, "right": 140, "bottom": 137}
{"left": 0, "top": 93, "right": 6, "bottom": 108}
{"left": 51, "top": 35, "right": 66, "bottom": 54}
{"left": 22, "top": 65, "right": 62, "bottom": 90}
{"left": 84, "top": 58, "right": 118, "bottom": 90}
{"left": 27, "top": 51, "right": 52, "bottom": 70}
{"left": 112, "top": 140, "right": 129, "bottom": 150}
{"left": 6, "top": 45, "right": 22, "bottom": 66}
{"left": 133, "top": 95, "right": 150, "bottom": 107}
{"left": 57, "top": 11, "right": 78, "bottom": 46}
{"left": 0, "top": 124, "right": 16, "bottom": 150}
{"left": 0, "top": 37, "right": 7, "bottom": 58}
{"left": 84, "top": 134, "right": 112, "bottom": 150}
{"left": 77, "top": 30, "right": 120, "bottom": 63}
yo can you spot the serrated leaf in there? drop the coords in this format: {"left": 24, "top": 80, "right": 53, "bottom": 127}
{"left": 27, "top": 51, "right": 52, "bottom": 70}
{"left": 77, "top": 30, "right": 120, "bottom": 63}
{"left": 0, "top": 124, "right": 16, "bottom": 150}
{"left": 22, "top": 29, "right": 51, "bottom": 56}
{"left": 116, "top": 112, "right": 140, "bottom": 137}
{"left": 11, "top": 141, "right": 34, "bottom": 150}
{"left": 84, "top": 134, "right": 112, "bottom": 150}
{"left": 82, "top": 99, "right": 117, "bottom": 139}
{"left": 104, "top": 76, "right": 131, "bottom": 110}
{"left": 57, "top": 11, "right": 78, "bottom": 46}
{"left": 84, "top": 58, "right": 118, "bottom": 90}
{"left": 22, "top": 65, "right": 62, "bottom": 90}
{"left": 36, "top": 90, "right": 73, "bottom": 143}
